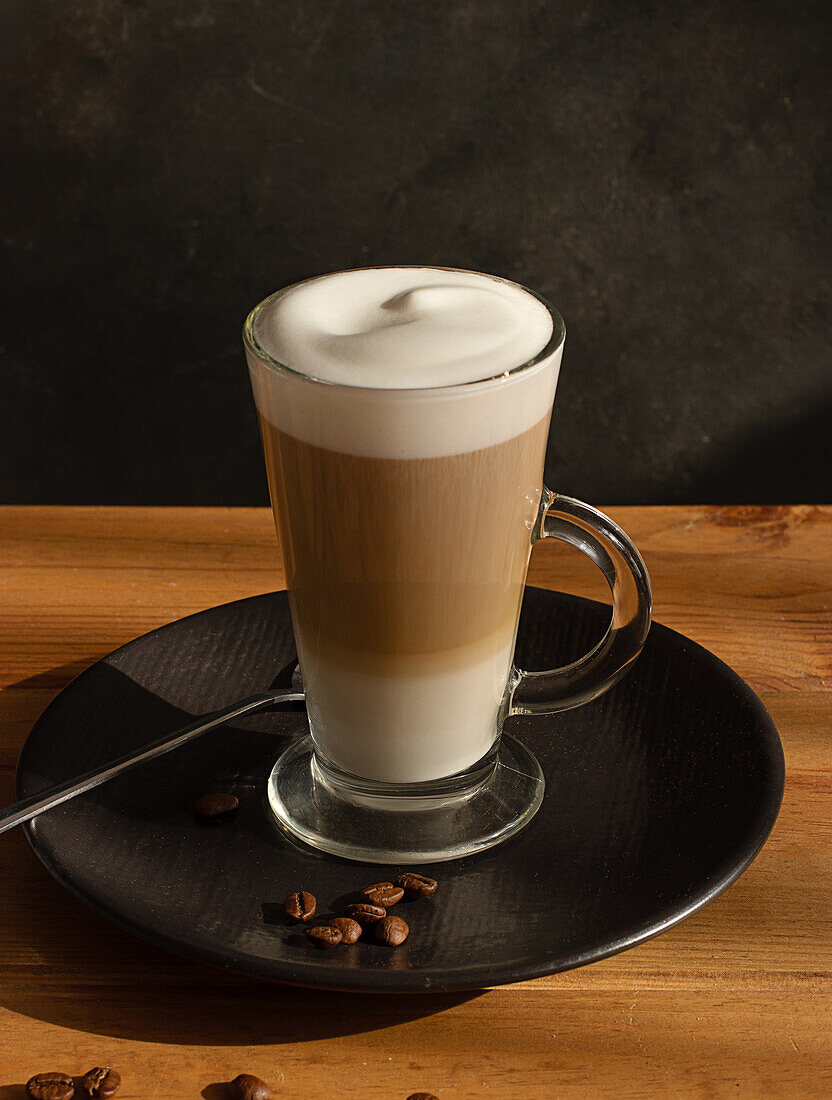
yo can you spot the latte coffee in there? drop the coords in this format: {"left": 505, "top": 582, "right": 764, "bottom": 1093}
{"left": 246, "top": 267, "right": 564, "bottom": 783}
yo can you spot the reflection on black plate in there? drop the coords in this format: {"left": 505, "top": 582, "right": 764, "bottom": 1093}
{"left": 17, "top": 589, "right": 784, "bottom": 992}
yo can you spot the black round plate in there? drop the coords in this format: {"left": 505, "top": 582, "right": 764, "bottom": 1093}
{"left": 17, "top": 589, "right": 784, "bottom": 992}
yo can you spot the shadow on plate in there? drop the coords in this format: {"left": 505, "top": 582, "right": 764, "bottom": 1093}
{"left": 0, "top": 665, "right": 482, "bottom": 1045}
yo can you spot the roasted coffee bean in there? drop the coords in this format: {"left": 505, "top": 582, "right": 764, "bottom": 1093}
{"left": 343, "top": 902, "right": 386, "bottom": 926}
{"left": 229, "top": 1072, "right": 271, "bottom": 1100}
{"left": 80, "top": 1068, "right": 121, "bottom": 1098}
{"left": 284, "top": 890, "right": 316, "bottom": 922}
{"left": 396, "top": 872, "right": 438, "bottom": 899}
{"left": 406, "top": 1093, "right": 439, "bottom": 1099}
{"left": 26, "top": 1073, "right": 74, "bottom": 1100}
{"left": 194, "top": 792, "right": 239, "bottom": 818}
{"left": 374, "top": 914, "right": 410, "bottom": 946}
{"left": 329, "top": 916, "right": 363, "bottom": 943}
{"left": 306, "top": 924, "right": 343, "bottom": 948}
{"left": 360, "top": 881, "right": 405, "bottom": 907}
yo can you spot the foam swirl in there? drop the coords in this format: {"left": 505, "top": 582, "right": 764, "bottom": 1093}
{"left": 252, "top": 267, "right": 554, "bottom": 388}
{"left": 246, "top": 267, "right": 564, "bottom": 459}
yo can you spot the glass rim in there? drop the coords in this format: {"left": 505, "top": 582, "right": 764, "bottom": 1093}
{"left": 242, "top": 265, "right": 566, "bottom": 393}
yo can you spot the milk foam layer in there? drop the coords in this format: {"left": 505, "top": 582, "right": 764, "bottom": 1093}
{"left": 246, "top": 267, "right": 564, "bottom": 459}
{"left": 253, "top": 267, "right": 553, "bottom": 387}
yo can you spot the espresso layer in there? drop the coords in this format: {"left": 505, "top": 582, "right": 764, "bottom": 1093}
{"left": 260, "top": 414, "right": 550, "bottom": 677}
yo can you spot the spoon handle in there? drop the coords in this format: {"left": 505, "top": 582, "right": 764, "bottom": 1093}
{"left": 0, "top": 690, "right": 304, "bottom": 835}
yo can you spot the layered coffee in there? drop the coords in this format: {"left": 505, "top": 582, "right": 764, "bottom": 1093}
{"left": 246, "top": 268, "right": 563, "bottom": 783}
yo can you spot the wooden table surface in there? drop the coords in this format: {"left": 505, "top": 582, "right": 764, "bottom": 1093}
{"left": 0, "top": 505, "right": 829, "bottom": 1098}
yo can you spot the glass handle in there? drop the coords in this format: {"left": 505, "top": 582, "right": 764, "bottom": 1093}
{"left": 509, "top": 491, "right": 653, "bottom": 715}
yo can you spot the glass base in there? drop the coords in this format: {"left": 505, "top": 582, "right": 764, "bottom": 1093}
{"left": 267, "top": 734, "right": 545, "bottom": 864}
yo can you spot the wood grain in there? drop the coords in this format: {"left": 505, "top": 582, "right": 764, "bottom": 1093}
{"left": 0, "top": 505, "right": 829, "bottom": 1097}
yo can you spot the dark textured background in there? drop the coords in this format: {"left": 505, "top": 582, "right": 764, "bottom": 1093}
{"left": 2, "top": 0, "right": 830, "bottom": 505}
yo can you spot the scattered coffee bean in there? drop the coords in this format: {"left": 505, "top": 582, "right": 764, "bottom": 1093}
{"left": 26, "top": 1073, "right": 74, "bottom": 1100}
{"left": 406, "top": 1093, "right": 439, "bottom": 1099}
{"left": 194, "top": 792, "right": 239, "bottom": 818}
{"left": 396, "top": 872, "right": 438, "bottom": 899}
{"left": 80, "top": 1068, "right": 121, "bottom": 1098}
{"left": 361, "top": 881, "right": 405, "bottom": 907}
{"left": 329, "top": 916, "right": 363, "bottom": 943}
{"left": 343, "top": 902, "right": 386, "bottom": 926}
{"left": 229, "top": 1073, "right": 271, "bottom": 1100}
{"left": 284, "top": 890, "right": 316, "bottom": 922}
{"left": 374, "top": 914, "right": 410, "bottom": 946}
{"left": 306, "top": 924, "right": 343, "bottom": 948}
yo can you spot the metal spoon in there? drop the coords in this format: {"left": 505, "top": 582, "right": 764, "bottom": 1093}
{"left": 0, "top": 687, "right": 304, "bottom": 836}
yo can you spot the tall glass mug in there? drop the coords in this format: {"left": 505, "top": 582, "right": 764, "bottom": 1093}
{"left": 244, "top": 267, "right": 652, "bottom": 862}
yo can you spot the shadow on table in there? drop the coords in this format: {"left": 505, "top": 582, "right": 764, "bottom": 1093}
{"left": 0, "top": 664, "right": 482, "bottom": 1045}
{"left": 0, "top": 1082, "right": 97, "bottom": 1100}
